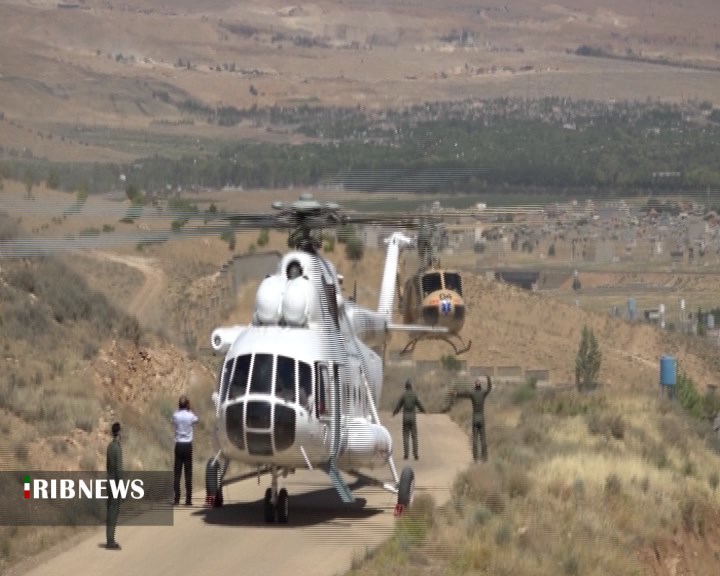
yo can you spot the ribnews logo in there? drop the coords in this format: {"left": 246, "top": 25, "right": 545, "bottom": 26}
{"left": 22, "top": 475, "right": 145, "bottom": 500}
{"left": 1, "top": 471, "right": 174, "bottom": 526}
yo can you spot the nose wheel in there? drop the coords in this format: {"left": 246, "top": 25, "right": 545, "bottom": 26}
{"left": 205, "top": 456, "right": 226, "bottom": 508}
{"left": 264, "top": 467, "right": 289, "bottom": 524}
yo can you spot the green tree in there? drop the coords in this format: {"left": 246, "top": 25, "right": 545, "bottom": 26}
{"left": 345, "top": 236, "right": 364, "bottom": 261}
{"left": 441, "top": 354, "right": 461, "bottom": 371}
{"left": 257, "top": 228, "right": 269, "bottom": 247}
{"left": 336, "top": 224, "right": 356, "bottom": 244}
{"left": 697, "top": 307, "right": 707, "bottom": 336}
{"left": 24, "top": 168, "right": 35, "bottom": 199}
{"left": 220, "top": 228, "right": 236, "bottom": 251}
{"left": 126, "top": 184, "right": 141, "bottom": 204}
{"left": 575, "top": 325, "right": 602, "bottom": 391}
{"left": 76, "top": 185, "right": 88, "bottom": 205}
{"left": 46, "top": 170, "right": 60, "bottom": 190}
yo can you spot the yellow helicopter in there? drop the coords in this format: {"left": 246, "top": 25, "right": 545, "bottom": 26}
{"left": 397, "top": 214, "right": 471, "bottom": 355}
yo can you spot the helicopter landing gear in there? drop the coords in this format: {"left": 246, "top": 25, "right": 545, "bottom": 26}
{"left": 205, "top": 454, "right": 228, "bottom": 508}
{"left": 264, "top": 466, "right": 289, "bottom": 524}
{"left": 394, "top": 467, "right": 415, "bottom": 516}
{"left": 400, "top": 333, "right": 472, "bottom": 356}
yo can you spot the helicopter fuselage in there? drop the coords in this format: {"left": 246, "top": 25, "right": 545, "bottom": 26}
{"left": 402, "top": 274, "right": 466, "bottom": 335}
{"left": 210, "top": 247, "right": 401, "bottom": 474}
{"left": 212, "top": 325, "right": 392, "bottom": 471}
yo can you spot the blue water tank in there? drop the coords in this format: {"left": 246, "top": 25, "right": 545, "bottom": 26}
{"left": 627, "top": 298, "right": 636, "bottom": 320}
{"left": 660, "top": 356, "right": 677, "bottom": 387}
{"left": 707, "top": 314, "right": 715, "bottom": 330}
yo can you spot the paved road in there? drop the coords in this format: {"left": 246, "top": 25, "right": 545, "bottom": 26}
{"left": 12, "top": 413, "right": 470, "bottom": 576}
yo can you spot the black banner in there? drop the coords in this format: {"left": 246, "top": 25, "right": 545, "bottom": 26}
{"left": 0, "top": 471, "right": 175, "bottom": 526}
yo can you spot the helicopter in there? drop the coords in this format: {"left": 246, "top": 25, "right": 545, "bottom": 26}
{"left": 203, "top": 193, "right": 447, "bottom": 523}
{"left": 396, "top": 207, "right": 471, "bottom": 355}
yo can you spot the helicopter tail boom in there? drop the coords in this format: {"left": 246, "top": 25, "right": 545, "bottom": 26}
{"left": 377, "top": 232, "right": 413, "bottom": 321}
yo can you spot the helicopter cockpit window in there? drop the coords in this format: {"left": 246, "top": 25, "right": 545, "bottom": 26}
{"left": 298, "top": 361, "right": 312, "bottom": 410}
{"left": 286, "top": 261, "right": 303, "bottom": 280}
{"left": 248, "top": 353, "right": 274, "bottom": 395}
{"left": 275, "top": 355, "right": 296, "bottom": 402}
{"left": 444, "top": 273, "right": 463, "bottom": 296}
{"left": 421, "top": 272, "right": 442, "bottom": 297}
{"left": 227, "top": 354, "right": 251, "bottom": 400}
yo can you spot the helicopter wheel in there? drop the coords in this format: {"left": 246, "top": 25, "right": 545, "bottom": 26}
{"left": 263, "top": 488, "right": 275, "bottom": 524}
{"left": 395, "top": 466, "right": 415, "bottom": 516}
{"left": 263, "top": 487, "right": 275, "bottom": 523}
{"left": 205, "top": 458, "right": 223, "bottom": 508}
{"left": 277, "top": 488, "right": 289, "bottom": 524}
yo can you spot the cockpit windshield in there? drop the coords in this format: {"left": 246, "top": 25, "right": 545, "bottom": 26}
{"left": 276, "top": 356, "right": 296, "bottom": 402}
{"left": 444, "top": 272, "right": 462, "bottom": 296}
{"left": 227, "top": 354, "right": 251, "bottom": 400}
{"left": 421, "top": 272, "right": 442, "bottom": 296}
{"left": 249, "top": 353, "right": 274, "bottom": 395}
{"left": 224, "top": 353, "right": 313, "bottom": 409}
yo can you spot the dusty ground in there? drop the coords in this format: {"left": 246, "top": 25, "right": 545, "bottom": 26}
{"left": 8, "top": 413, "right": 468, "bottom": 576}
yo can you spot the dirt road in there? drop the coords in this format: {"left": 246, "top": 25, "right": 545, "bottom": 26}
{"left": 13, "top": 413, "right": 470, "bottom": 576}
{"left": 87, "top": 251, "right": 165, "bottom": 325}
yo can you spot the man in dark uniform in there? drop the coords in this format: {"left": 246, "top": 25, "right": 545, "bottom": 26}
{"left": 452, "top": 376, "right": 493, "bottom": 462}
{"left": 106, "top": 421, "right": 122, "bottom": 550}
{"left": 392, "top": 379, "right": 426, "bottom": 460}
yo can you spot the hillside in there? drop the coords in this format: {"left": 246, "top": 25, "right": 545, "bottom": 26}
{"left": 0, "top": 228, "right": 218, "bottom": 573}
{"left": 2, "top": 0, "right": 720, "bottom": 161}
{"left": 3, "top": 199, "right": 720, "bottom": 574}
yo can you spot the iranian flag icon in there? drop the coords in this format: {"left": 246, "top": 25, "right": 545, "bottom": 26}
{"left": 24, "top": 476, "right": 30, "bottom": 499}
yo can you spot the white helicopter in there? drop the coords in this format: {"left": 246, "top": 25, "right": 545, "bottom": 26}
{"left": 203, "top": 193, "right": 448, "bottom": 523}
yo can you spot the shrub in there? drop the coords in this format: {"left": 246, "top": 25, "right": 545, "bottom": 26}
{"left": 494, "top": 524, "right": 512, "bottom": 546}
{"left": 505, "top": 467, "right": 532, "bottom": 498}
{"left": 609, "top": 415, "right": 625, "bottom": 439}
{"left": 345, "top": 236, "right": 364, "bottom": 261}
{"left": 709, "top": 472, "right": 719, "bottom": 491}
{"left": 119, "top": 315, "right": 142, "bottom": 346}
{"left": 605, "top": 473, "right": 622, "bottom": 497}
{"left": 441, "top": 355, "right": 461, "bottom": 371}
{"left": 512, "top": 381, "right": 536, "bottom": 405}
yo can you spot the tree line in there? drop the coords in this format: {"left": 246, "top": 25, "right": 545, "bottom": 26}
{"left": 3, "top": 97, "right": 720, "bottom": 199}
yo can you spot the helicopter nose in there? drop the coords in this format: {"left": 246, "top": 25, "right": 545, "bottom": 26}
{"left": 225, "top": 398, "right": 297, "bottom": 456}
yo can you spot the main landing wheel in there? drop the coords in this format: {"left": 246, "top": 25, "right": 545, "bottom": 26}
{"left": 395, "top": 467, "right": 415, "bottom": 516}
{"left": 277, "top": 488, "right": 289, "bottom": 524}
{"left": 264, "top": 488, "right": 275, "bottom": 523}
{"left": 205, "top": 458, "right": 223, "bottom": 508}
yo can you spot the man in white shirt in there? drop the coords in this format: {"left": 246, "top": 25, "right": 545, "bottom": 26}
{"left": 172, "top": 395, "right": 198, "bottom": 505}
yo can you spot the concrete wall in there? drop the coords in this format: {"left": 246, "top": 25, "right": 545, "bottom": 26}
{"left": 495, "top": 366, "right": 523, "bottom": 381}
{"left": 469, "top": 366, "right": 495, "bottom": 378}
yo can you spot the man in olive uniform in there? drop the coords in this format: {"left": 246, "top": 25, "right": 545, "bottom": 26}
{"left": 106, "top": 421, "right": 122, "bottom": 550}
{"left": 452, "top": 376, "right": 493, "bottom": 462}
{"left": 392, "top": 380, "right": 426, "bottom": 460}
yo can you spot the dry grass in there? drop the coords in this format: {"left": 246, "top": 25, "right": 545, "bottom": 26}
{"left": 354, "top": 382, "right": 720, "bottom": 576}
{"left": 0, "top": 251, "right": 217, "bottom": 574}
